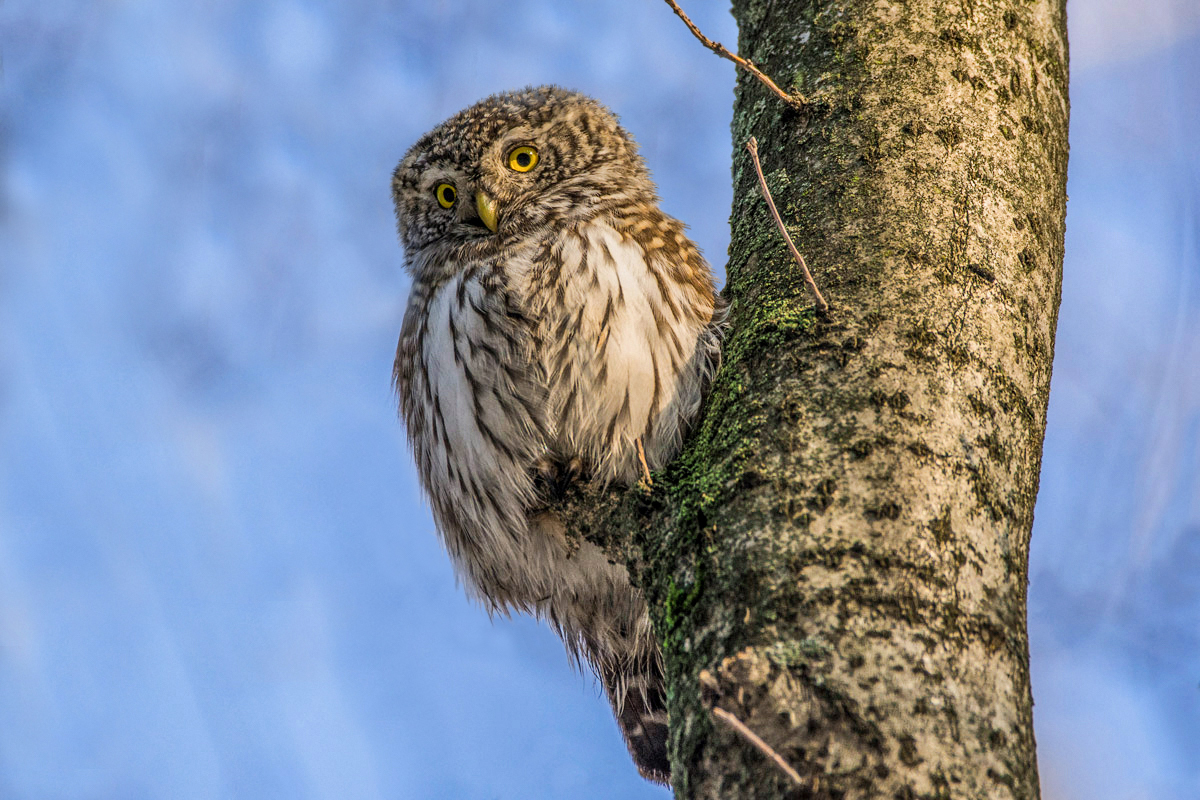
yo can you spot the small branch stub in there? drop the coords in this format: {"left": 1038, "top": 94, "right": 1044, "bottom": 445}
{"left": 745, "top": 136, "right": 829, "bottom": 312}
{"left": 711, "top": 707, "right": 806, "bottom": 788}
{"left": 663, "top": 0, "right": 808, "bottom": 109}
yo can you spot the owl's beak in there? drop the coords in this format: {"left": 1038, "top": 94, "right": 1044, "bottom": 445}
{"left": 475, "top": 191, "right": 498, "bottom": 233}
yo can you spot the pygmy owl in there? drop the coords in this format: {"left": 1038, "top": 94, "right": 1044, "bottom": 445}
{"left": 391, "top": 86, "right": 724, "bottom": 783}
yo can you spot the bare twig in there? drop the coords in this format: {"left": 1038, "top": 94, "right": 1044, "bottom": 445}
{"left": 663, "top": 0, "right": 807, "bottom": 109}
{"left": 712, "top": 707, "right": 805, "bottom": 787}
{"left": 745, "top": 136, "right": 829, "bottom": 312}
{"left": 634, "top": 437, "right": 653, "bottom": 486}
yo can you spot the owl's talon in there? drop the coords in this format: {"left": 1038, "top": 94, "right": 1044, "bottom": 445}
{"left": 635, "top": 438, "right": 653, "bottom": 487}
{"left": 534, "top": 454, "right": 558, "bottom": 483}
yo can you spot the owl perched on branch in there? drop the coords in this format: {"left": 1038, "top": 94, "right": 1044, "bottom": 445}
{"left": 391, "top": 86, "right": 724, "bottom": 783}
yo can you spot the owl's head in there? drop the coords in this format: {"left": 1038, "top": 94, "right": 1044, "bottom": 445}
{"left": 391, "top": 86, "right": 653, "bottom": 274}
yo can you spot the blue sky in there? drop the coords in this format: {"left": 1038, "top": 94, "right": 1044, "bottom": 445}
{"left": 0, "top": 1, "right": 1196, "bottom": 798}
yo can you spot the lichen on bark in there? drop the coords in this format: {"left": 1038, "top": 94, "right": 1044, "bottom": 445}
{"left": 561, "top": 0, "right": 1067, "bottom": 796}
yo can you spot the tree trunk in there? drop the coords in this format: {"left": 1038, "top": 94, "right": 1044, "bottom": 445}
{"left": 565, "top": 0, "right": 1068, "bottom": 796}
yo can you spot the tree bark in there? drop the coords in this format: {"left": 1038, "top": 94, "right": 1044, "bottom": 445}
{"left": 564, "top": 0, "right": 1068, "bottom": 797}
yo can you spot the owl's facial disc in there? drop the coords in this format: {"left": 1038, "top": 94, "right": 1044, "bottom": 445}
{"left": 475, "top": 191, "right": 498, "bottom": 233}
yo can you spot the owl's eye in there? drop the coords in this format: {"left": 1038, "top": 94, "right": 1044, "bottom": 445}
{"left": 507, "top": 146, "right": 539, "bottom": 173}
{"left": 435, "top": 183, "right": 457, "bottom": 208}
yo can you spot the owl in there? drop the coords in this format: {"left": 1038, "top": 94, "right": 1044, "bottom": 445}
{"left": 391, "top": 86, "right": 724, "bottom": 783}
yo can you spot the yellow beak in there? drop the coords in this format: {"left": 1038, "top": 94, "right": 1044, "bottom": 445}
{"left": 475, "top": 191, "right": 498, "bottom": 233}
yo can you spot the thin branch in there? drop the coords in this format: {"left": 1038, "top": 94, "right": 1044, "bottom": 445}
{"left": 662, "top": 0, "right": 807, "bottom": 109}
{"left": 745, "top": 136, "right": 829, "bottom": 312}
{"left": 712, "top": 707, "right": 805, "bottom": 787}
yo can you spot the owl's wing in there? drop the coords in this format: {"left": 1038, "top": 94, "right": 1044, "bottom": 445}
{"left": 527, "top": 219, "right": 722, "bottom": 485}
{"left": 394, "top": 267, "right": 554, "bottom": 610}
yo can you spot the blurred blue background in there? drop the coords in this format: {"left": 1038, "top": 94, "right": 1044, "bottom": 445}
{"left": 0, "top": 1, "right": 1195, "bottom": 798}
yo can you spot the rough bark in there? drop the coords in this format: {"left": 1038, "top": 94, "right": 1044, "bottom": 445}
{"left": 561, "top": 0, "right": 1068, "bottom": 797}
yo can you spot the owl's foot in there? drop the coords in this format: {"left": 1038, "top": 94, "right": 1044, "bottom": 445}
{"left": 634, "top": 438, "right": 653, "bottom": 487}
{"left": 533, "top": 455, "right": 587, "bottom": 499}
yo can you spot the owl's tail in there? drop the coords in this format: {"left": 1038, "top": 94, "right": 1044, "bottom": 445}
{"left": 533, "top": 517, "right": 671, "bottom": 785}
{"left": 602, "top": 662, "right": 670, "bottom": 784}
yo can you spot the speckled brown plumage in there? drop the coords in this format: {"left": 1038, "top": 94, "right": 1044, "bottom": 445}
{"left": 391, "top": 86, "right": 724, "bottom": 783}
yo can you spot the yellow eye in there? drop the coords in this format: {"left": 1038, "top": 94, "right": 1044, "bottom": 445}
{"left": 435, "top": 183, "right": 457, "bottom": 208}
{"left": 508, "top": 146, "right": 539, "bottom": 173}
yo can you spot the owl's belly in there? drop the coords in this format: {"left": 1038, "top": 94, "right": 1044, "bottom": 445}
{"left": 403, "top": 271, "right": 567, "bottom": 606}
{"left": 406, "top": 269, "right": 651, "bottom": 615}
